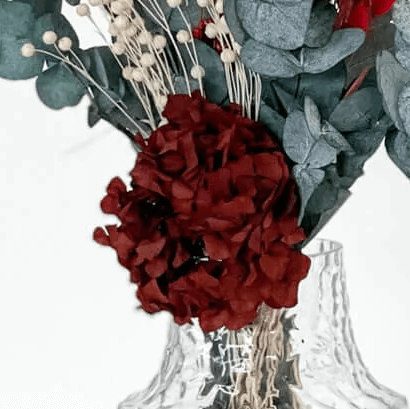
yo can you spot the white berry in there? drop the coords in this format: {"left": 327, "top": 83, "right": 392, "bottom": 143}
{"left": 125, "top": 24, "right": 138, "bottom": 37}
{"left": 42, "top": 31, "right": 57, "bottom": 45}
{"left": 89, "top": 0, "right": 103, "bottom": 6}
{"left": 76, "top": 3, "right": 90, "bottom": 16}
{"left": 140, "top": 53, "right": 155, "bottom": 67}
{"left": 215, "top": 0, "right": 223, "bottom": 13}
{"left": 153, "top": 34, "right": 167, "bottom": 50}
{"left": 137, "top": 31, "right": 152, "bottom": 45}
{"left": 220, "top": 48, "right": 236, "bottom": 63}
{"left": 108, "top": 22, "right": 119, "bottom": 36}
{"left": 166, "top": 0, "right": 182, "bottom": 7}
{"left": 191, "top": 64, "right": 205, "bottom": 79}
{"left": 110, "top": 0, "right": 127, "bottom": 14}
{"left": 132, "top": 67, "right": 145, "bottom": 82}
{"left": 176, "top": 30, "right": 191, "bottom": 43}
{"left": 122, "top": 66, "right": 134, "bottom": 80}
{"left": 58, "top": 37, "right": 73, "bottom": 52}
{"left": 204, "top": 23, "right": 217, "bottom": 39}
{"left": 114, "top": 15, "right": 129, "bottom": 29}
{"left": 21, "top": 43, "right": 36, "bottom": 57}
{"left": 111, "top": 41, "right": 126, "bottom": 55}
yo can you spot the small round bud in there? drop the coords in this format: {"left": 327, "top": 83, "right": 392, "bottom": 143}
{"left": 89, "top": 0, "right": 103, "bottom": 6}
{"left": 132, "top": 67, "right": 145, "bottom": 82}
{"left": 217, "top": 16, "right": 230, "bottom": 34}
{"left": 151, "top": 80, "right": 162, "bottom": 91}
{"left": 125, "top": 24, "right": 138, "bottom": 37}
{"left": 166, "top": 0, "right": 182, "bottom": 7}
{"left": 215, "top": 0, "right": 223, "bottom": 14}
{"left": 110, "top": 0, "right": 127, "bottom": 14}
{"left": 140, "top": 53, "right": 155, "bottom": 67}
{"left": 108, "top": 22, "right": 120, "bottom": 36}
{"left": 153, "top": 34, "right": 167, "bottom": 50}
{"left": 204, "top": 23, "right": 218, "bottom": 39}
{"left": 122, "top": 65, "right": 134, "bottom": 80}
{"left": 197, "top": 0, "right": 209, "bottom": 7}
{"left": 114, "top": 15, "right": 130, "bottom": 29}
{"left": 176, "top": 30, "right": 191, "bottom": 43}
{"left": 220, "top": 48, "right": 236, "bottom": 63}
{"left": 42, "top": 31, "right": 57, "bottom": 45}
{"left": 190, "top": 64, "right": 205, "bottom": 79}
{"left": 131, "top": 15, "right": 144, "bottom": 27}
{"left": 76, "top": 3, "right": 90, "bottom": 16}
{"left": 21, "top": 43, "right": 36, "bottom": 57}
{"left": 137, "top": 31, "right": 152, "bottom": 45}
{"left": 111, "top": 41, "right": 126, "bottom": 55}
{"left": 58, "top": 37, "right": 73, "bottom": 52}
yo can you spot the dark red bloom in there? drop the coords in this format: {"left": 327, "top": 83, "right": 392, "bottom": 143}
{"left": 334, "top": 0, "right": 396, "bottom": 31}
{"left": 94, "top": 91, "right": 310, "bottom": 332}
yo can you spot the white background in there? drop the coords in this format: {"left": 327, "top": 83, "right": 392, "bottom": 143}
{"left": 0, "top": 6, "right": 409, "bottom": 408}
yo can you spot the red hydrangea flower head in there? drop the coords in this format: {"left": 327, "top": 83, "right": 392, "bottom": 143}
{"left": 94, "top": 91, "right": 311, "bottom": 332}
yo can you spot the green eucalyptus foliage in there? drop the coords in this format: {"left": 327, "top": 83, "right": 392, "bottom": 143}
{"left": 33, "top": 12, "right": 79, "bottom": 51}
{"left": 0, "top": 34, "right": 45, "bottom": 79}
{"left": 36, "top": 62, "right": 87, "bottom": 109}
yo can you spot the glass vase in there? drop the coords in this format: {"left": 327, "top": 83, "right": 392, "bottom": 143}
{"left": 118, "top": 239, "right": 408, "bottom": 409}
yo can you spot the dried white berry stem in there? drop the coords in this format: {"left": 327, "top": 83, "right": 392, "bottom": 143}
{"left": 177, "top": 6, "right": 205, "bottom": 96}
{"left": 29, "top": 48, "right": 148, "bottom": 137}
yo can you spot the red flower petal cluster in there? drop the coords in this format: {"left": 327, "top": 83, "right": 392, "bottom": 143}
{"left": 334, "top": 0, "right": 396, "bottom": 31}
{"left": 94, "top": 91, "right": 310, "bottom": 332}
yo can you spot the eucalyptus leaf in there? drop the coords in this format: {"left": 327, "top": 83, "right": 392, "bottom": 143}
{"left": 174, "top": 76, "right": 199, "bottom": 95}
{"left": 260, "top": 79, "right": 282, "bottom": 113}
{"left": 376, "top": 50, "right": 410, "bottom": 131}
{"left": 33, "top": 12, "right": 79, "bottom": 51}
{"left": 395, "top": 30, "right": 410, "bottom": 72}
{"left": 298, "top": 62, "right": 347, "bottom": 118}
{"left": 328, "top": 87, "right": 383, "bottom": 132}
{"left": 85, "top": 46, "right": 122, "bottom": 92}
{"left": 258, "top": 102, "right": 285, "bottom": 141}
{"left": 36, "top": 62, "right": 87, "bottom": 109}
{"left": 180, "top": 40, "right": 227, "bottom": 104}
{"left": 0, "top": 35, "right": 45, "bottom": 79}
{"left": 133, "top": 0, "right": 170, "bottom": 32}
{"left": 304, "top": 96, "right": 321, "bottom": 138}
{"left": 305, "top": 138, "right": 337, "bottom": 168}
{"left": 168, "top": 0, "right": 203, "bottom": 31}
{"left": 339, "top": 116, "right": 390, "bottom": 182}
{"left": 224, "top": 0, "right": 247, "bottom": 45}
{"left": 18, "top": 0, "right": 63, "bottom": 17}
{"left": 398, "top": 82, "right": 410, "bottom": 136}
{"left": 88, "top": 102, "right": 101, "bottom": 127}
{"left": 306, "top": 178, "right": 339, "bottom": 213}
{"left": 273, "top": 85, "right": 301, "bottom": 114}
{"left": 292, "top": 165, "right": 325, "bottom": 223}
{"left": 385, "top": 129, "right": 410, "bottom": 179}
{"left": 275, "top": 61, "right": 347, "bottom": 118}
{"left": 303, "top": 28, "right": 365, "bottom": 74}
{"left": 241, "top": 40, "right": 302, "bottom": 78}
{"left": 236, "top": 0, "right": 312, "bottom": 50}
{"left": 0, "top": 1, "right": 35, "bottom": 37}
{"left": 302, "top": 188, "right": 350, "bottom": 243}
{"left": 321, "top": 121, "right": 352, "bottom": 152}
{"left": 304, "top": 0, "right": 337, "bottom": 48}
{"left": 283, "top": 110, "right": 314, "bottom": 163}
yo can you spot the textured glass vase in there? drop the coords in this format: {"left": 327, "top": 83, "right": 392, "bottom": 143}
{"left": 118, "top": 239, "right": 408, "bottom": 409}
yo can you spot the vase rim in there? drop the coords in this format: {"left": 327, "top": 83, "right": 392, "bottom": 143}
{"left": 303, "top": 238, "right": 343, "bottom": 258}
